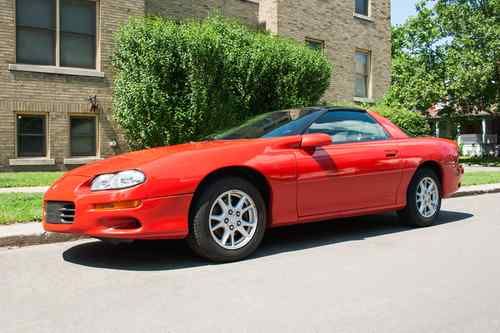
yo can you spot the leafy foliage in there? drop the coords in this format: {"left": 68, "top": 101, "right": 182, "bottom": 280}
{"left": 385, "top": 0, "right": 499, "bottom": 115}
{"left": 113, "top": 16, "right": 332, "bottom": 149}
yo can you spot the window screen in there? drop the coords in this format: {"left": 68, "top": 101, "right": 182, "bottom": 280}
{"left": 70, "top": 116, "right": 96, "bottom": 156}
{"left": 16, "top": 0, "right": 56, "bottom": 65}
{"left": 355, "top": 0, "right": 369, "bottom": 16}
{"left": 354, "top": 51, "right": 370, "bottom": 98}
{"left": 60, "top": 0, "right": 96, "bottom": 68}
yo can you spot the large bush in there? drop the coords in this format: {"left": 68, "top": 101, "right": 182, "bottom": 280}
{"left": 113, "top": 16, "right": 332, "bottom": 149}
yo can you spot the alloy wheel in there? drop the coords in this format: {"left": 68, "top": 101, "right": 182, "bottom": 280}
{"left": 416, "top": 177, "right": 439, "bottom": 218}
{"left": 208, "top": 190, "right": 258, "bottom": 250}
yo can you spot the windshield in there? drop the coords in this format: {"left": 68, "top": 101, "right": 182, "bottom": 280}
{"left": 211, "top": 108, "right": 322, "bottom": 140}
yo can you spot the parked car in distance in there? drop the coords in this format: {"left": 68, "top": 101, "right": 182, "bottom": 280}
{"left": 43, "top": 106, "right": 463, "bottom": 262}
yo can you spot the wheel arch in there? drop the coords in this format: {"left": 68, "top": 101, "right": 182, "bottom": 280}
{"left": 189, "top": 166, "right": 273, "bottom": 225}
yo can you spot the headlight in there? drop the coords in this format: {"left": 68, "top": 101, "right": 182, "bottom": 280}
{"left": 91, "top": 170, "right": 146, "bottom": 191}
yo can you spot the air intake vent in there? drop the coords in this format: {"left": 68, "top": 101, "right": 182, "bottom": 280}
{"left": 46, "top": 201, "right": 75, "bottom": 224}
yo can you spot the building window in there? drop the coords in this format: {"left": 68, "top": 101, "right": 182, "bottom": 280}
{"left": 16, "top": 0, "right": 97, "bottom": 69}
{"left": 16, "top": 0, "right": 56, "bottom": 65}
{"left": 305, "top": 38, "right": 325, "bottom": 52}
{"left": 70, "top": 116, "right": 97, "bottom": 157}
{"left": 354, "top": 50, "right": 371, "bottom": 98}
{"left": 355, "top": 0, "right": 369, "bottom": 16}
{"left": 17, "top": 115, "right": 47, "bottom": 157}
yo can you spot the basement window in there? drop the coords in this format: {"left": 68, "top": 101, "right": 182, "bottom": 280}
{"left": 70, "top": 116, "right": 97, "bottom": 157}
{"left": 17, "top": 115, "right": 47, "bottom": 157}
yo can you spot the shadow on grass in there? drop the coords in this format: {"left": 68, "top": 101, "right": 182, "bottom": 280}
{"left": 63, "top": 210, "right": 473, "bottom": 271}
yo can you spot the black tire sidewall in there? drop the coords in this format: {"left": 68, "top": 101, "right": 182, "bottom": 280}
{"left": 188, "top": 177, "right": 267, "bottom": 262}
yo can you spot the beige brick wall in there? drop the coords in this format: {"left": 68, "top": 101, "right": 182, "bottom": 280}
{"left": 263, "top": 0, "right": 391, "bottom": 103}
{"left": 146, "top": 0, "right": 260, "bottom": 26}
{"left": 0, "top": 0, "right": 144, "bottom": 170}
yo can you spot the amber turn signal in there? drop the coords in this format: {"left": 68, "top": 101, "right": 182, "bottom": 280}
{"left": 93, "top": 200, "right": 142, "bottom": 211}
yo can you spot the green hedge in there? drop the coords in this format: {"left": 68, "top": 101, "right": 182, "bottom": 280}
{"left": 113, "top": 16, "right": 332, "bottom": 149}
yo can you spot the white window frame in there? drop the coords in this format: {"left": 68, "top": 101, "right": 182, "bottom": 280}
{"left": 354, "top": 49, "right": 372, "bottom": 100}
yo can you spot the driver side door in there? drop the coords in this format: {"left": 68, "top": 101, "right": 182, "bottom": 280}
{"left": 296, "top": 110, "right": 403, "bottom": 217}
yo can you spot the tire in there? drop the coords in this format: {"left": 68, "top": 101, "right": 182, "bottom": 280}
{"left": 187, "top": 177, "right": 267, "bottom": 262}
{"left": 398, "top": 168, "right": 441, "bottom": 227}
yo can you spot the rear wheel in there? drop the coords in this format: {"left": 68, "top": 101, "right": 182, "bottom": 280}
{"left": 187, "top": 177, "right": 266, "bottom": 262}
{"left": 398, "top": 168, "right": 441, "bottom": 227}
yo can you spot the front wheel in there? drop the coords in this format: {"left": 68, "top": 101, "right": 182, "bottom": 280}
{"left": 187, "top": 177, "right": 267, "bottom": 262}
{"left": 398, "top": 168, "right": 441, "bottom": 227}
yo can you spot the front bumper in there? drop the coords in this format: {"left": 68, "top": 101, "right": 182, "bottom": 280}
{"left": 42, "top": 175, "right": 192, "bottom": 240}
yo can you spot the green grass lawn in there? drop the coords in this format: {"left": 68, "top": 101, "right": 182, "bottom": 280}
{"left": 0, "top": 193, "right": 43, "bottom": 225}
{"left": 0, "top": 172, "right": 64, "bottom": 188}
{"left": 462, "top": 172, "right": 500, "bottom": 186}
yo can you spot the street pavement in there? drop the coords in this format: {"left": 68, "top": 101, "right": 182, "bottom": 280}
{"left": 1, "top": 193, "right": 500, "bottom": 333}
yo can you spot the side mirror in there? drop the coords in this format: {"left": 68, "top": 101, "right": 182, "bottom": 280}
{"left": 300, "top": 133, "right": 332, "bottom": 150}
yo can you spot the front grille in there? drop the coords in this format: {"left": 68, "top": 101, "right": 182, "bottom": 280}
{"left": 46, "top": 201, "right": 75, "bottom": 224}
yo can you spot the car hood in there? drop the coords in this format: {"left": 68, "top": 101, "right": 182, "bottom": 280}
{"left": 67, "top": 139, "right": 257, "bottom": 177}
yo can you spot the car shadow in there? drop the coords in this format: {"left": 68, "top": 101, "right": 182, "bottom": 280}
{"left": 62, "top": 210, "right": 473, "bottom": 271}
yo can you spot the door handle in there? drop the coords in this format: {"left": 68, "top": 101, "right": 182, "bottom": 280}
{"left": 385, "top": 150, "right": 399, "bottom": 158}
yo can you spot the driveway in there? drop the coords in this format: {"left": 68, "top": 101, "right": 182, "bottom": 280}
{"left": 1, "top": 193, "right": 499, "bottom": 333}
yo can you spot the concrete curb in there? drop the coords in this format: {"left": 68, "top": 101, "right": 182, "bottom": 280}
{"left": 1, "top": 184, "right": 500, "bottom": 249}
{"left": 0, "top": 222, "right": 87, "bottom": 249}
{"left": 451, "top": 186, "right": 500, "bottom": 198}
{"left": 0, "top": 232, "right": 87, "bottom": 248}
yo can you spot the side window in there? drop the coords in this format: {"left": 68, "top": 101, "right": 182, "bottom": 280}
{"left": 306, "top": 111, "right": 388, "bottom": 144}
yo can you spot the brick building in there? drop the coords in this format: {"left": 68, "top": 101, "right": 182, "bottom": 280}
{"left": 0, "top": 0, "right": 391, "bottom": 170}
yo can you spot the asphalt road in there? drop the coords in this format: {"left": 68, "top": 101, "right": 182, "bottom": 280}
{"left": 2, "top": 193, "right": 500, "bottom": 333}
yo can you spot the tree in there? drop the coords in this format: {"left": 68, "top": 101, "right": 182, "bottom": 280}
{"left": 385, "top": 0, "right": 499, "bottom": 115}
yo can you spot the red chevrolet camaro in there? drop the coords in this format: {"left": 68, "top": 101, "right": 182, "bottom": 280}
{"left": 43, "top": 107, "right": 463, "bottom": 262}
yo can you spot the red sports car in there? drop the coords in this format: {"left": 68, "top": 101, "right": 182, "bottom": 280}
{"left": 43, "top": 107, "right": 463, "bottom": 262}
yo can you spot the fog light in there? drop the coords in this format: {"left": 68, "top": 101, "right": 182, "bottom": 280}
{"left": 93, "top": 200, "right": 142, "bottom": 211}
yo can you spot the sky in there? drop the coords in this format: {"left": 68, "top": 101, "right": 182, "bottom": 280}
{"left": 391, "top": 0, "right": 418, "bottom": 25}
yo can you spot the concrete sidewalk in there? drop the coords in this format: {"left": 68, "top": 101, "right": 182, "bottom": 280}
{"left": 464, "top": 166, "right": 500, "bottom": 173}
{"left": 0, "top": 182, "right": 499, "bottom": 249}
{"left": 0, "top": 186, "right": 49, "bottom": 194}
